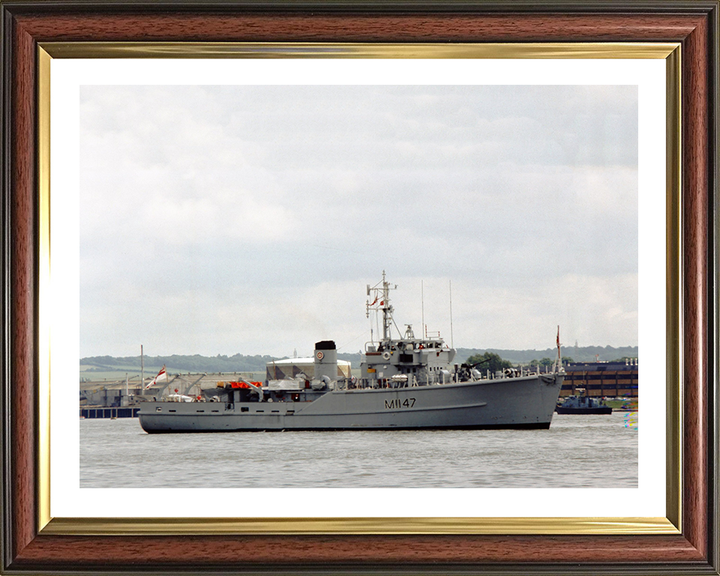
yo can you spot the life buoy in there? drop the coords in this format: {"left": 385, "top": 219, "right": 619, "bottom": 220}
{"left": 382, "top": 351, "right": 391, "bottom": 360}
{"left": 316, "top": 351, "right": 324, "bottom": 360}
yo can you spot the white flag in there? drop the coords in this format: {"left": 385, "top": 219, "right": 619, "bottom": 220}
{"left": 145, "top": 365, "right": 167, "bottom": 389}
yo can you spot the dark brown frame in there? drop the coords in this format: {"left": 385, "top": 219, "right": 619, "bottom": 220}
{"left": 1, "top": 2, "right": 718, "bottom": 574}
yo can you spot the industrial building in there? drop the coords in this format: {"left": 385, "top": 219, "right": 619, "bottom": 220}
{"left": 265, "top": 357, "right": 351, "bottom": 381}
{"left": 561, "top": 360, "right": 638, "bottom": 398}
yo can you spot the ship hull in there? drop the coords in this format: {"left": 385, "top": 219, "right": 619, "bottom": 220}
{"left": 139, "top": 374, "right": 564, "bottom": 433}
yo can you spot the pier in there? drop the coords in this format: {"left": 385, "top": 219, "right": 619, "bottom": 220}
{"left": 81, "top": 407, "right": 140, "bottom": 419}
{"left": 80, "top": 372, "right": 262, "bottom": 418}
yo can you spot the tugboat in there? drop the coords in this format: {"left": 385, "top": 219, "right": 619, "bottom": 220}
{"left": 555, "top": 388, "right": 612, "bottom": 414}
{"left": 138, "top": 273, "right": 565, "bottom": 433}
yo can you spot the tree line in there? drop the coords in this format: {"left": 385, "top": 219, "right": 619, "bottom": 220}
{"left": 82, "top": 344, "right": 638, "bottom": 374}
{"left": 81, "top": 353, "right": 277, "bottom": 373}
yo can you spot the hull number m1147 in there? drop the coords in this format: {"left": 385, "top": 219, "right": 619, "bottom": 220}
{"left": 385, "top": 398, "right": 416, "bottom": 410}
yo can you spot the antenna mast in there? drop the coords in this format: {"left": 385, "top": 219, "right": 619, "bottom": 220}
{"left": 366, "top": 270, "right": 397, "bottom": 343}
{"left": 555, "top": 326, "right": 561, "bottom": 372}
{"left": 449, "top": 280, "right": 454, "bottom": 349}
{"left": 421, "top": 280, "right": 425, "bottom": 339}
{"left": 141, "top": 344, "right": 144, "bottom": 390}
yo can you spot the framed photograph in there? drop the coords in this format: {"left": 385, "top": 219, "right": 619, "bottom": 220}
{"left": 2, "top": 2, "right": 717, "bottom": 574}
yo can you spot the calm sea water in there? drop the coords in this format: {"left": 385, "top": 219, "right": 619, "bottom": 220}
{"left": 80, "top": 413, "right": 638, "bottom": 488}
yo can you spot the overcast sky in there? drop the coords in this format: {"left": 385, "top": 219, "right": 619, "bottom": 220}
{"left": 80, "top": 85, "right": 638, "bottom": 358}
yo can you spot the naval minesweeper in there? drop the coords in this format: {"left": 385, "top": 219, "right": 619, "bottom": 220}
{"left": 138, "top": 273, "right": 564, "bottom": 433}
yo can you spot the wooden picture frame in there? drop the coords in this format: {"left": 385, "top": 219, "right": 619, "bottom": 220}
{"left": 1, "top": 1, "right": 717, "bottom": 573}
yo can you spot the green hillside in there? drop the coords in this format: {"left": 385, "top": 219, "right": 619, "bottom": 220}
{"left": 80, "top": 353, "right": 278, "bottom": 375}
{"left": 81, "top": 344, "right": 638, "bottom": 376}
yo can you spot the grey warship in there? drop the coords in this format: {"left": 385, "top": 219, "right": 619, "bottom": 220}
{"left": 138, "top": 273, "right": 565, "bottom": 433}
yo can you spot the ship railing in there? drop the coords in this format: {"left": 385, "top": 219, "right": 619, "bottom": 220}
{"left": 364, "top": 338, "right": 449, "bottom": 354}
{"left": 340, "top": 376, "right": 437, "bottom": 390}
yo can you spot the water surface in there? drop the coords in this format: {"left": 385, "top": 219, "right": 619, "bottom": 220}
{"left": 80, "top": 413, "right": 637, "bottom": 488}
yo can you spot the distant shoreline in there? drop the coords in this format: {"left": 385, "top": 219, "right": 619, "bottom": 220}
{"left": 80, "top": 345, "right": 639, "bottom": 375}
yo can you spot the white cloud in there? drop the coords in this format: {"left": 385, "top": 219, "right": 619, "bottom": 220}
{"left": 80, "top": 85, "right": 638, "bottom": 357}
{"left": 81, "top": 273, "right": 637, "bottom": 357}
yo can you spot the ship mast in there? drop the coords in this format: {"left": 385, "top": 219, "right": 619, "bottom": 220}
{"left": 366, "top": 270, "right": 397, "bottom": 343}
{"left": 380, "top": 271, "right": 393, "bottom": 342}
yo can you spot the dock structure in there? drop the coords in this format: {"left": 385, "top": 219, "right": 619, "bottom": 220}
{"left": 80, "top": 372, "right": 263, "bottom": 417}
{"left": 561, "top": 361, "right": 638, "bottom": 398}
{"left": 80, "top": 407, "right": 141, "bottom": 419}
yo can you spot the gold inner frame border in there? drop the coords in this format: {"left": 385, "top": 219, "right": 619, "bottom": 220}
{"left": 36, "top": 41, "right": 682, "bottom": 536}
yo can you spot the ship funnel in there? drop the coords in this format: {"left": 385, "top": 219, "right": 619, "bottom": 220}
{"left": 314, "top": 340, "right": 338, "bottom": 382}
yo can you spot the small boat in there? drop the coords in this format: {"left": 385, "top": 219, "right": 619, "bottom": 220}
{"left": 556, "top": 388, "right": 612, "bottom": 414}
